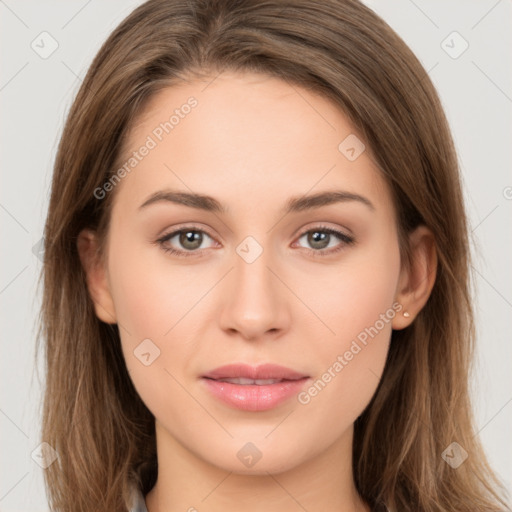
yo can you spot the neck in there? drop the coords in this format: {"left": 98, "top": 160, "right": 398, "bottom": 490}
{"left": 144, "top": 421, "right": 370, "bottom": 512}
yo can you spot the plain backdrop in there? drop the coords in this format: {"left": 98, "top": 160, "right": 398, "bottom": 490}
{"left": 1, "top": 1, "right": 511, "bottom": 510}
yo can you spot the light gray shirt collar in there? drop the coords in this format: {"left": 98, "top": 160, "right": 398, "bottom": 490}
{"left": 129, "top": 485, "right": 148, "bottom": 512}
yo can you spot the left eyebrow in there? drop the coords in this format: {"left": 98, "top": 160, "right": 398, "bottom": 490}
{"left": 282, "top": 190, "right": 375, "bottom": 213}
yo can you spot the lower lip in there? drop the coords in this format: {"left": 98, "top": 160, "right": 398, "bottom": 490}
{"left": 202, "top": 377, "right": 309, "bottom": 411}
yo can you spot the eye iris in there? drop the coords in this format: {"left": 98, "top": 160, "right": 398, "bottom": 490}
{"left": 179, "top": 230, "right": 202, "bottom": 250}
{"left": 308, "top": 231, "right": 329, "bottom": 249}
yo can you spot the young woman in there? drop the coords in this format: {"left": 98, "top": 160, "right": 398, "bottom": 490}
{"left": 37, "top": 0, "right": 511, "bottom": 511}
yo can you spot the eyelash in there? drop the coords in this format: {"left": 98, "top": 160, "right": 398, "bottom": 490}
{"left": 155, "top": 224, "right": 355, "bottom": 258}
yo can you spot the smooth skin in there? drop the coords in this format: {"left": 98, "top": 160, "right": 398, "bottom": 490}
{"left": 78, "top": 70, "right": 437, "bottom": 512}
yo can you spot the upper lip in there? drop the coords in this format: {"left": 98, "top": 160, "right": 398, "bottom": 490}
{"left": 202, "top": 364, "right": 308, "bottom": 381}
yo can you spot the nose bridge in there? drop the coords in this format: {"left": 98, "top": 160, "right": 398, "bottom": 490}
{"left": 234, "top": 239, "right": 272, "bottom": 297}
{"left": 219, "top": 235, "right": 288, "bottom": 339}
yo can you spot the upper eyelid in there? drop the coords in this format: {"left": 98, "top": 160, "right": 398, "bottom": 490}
{"left": 158, "top": 224, "right": 215, "bottom": 241}
{"left": 297, "top": 224, "right": 350, "bottom": 237}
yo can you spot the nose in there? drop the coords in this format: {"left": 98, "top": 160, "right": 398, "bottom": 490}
{"left": 218, "top": 243, "right": 291, "bottom": 341}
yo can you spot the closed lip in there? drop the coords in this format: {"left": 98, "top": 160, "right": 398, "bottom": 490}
{"left": 202, "top": 363, "right": 308, "bottom": 382}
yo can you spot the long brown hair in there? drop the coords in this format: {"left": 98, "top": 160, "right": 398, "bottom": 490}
{"left": 36, "top": 0, "right": 510, "bottom": 510}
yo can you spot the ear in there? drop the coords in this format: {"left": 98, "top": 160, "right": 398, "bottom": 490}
{"left": 392, "top": 225, "right": 437, "bottom": 330}
{"left": 76, "top": 228, "right": 117, "bottom": 324}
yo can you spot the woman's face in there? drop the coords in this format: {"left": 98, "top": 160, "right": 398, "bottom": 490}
{"left": 94, "top": 70, "right": 406, "bottom": 473}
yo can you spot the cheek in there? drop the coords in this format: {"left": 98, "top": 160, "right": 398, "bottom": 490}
{"left": 303, "top": 242, "right": 400, "bottom": 344}
{"left": 107, "top": 235, "right": 207, "bottom": 341}
{"left": 296, "top": 243, "right": 400, "bottom": 416}
{"left": 107, "top": 237, "right": 212, "bottom": 413}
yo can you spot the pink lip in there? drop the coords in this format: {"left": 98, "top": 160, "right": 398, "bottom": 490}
{"left": 201, "top": 364, "right": 310, "bottom": 412}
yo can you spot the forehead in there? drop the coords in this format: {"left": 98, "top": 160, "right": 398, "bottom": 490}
{"left": 111, "top": 70, "right": 391, "bottom": 217}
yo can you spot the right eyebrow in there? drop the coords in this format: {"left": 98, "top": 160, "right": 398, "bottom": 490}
{"left": 139, "top": 190, "right": 227, "bottom": 213}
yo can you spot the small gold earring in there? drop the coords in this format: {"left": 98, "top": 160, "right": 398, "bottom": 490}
{"left": 403, "top": 311, "right": 410, "bottom": 318}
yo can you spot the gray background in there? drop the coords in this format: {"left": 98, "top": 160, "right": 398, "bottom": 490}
{"left": 1, "top": 0, "right": 511, "bottom": 510}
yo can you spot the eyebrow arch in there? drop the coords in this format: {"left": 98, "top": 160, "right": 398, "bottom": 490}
{"left": 139, "top": 190, "right": 227, "bottom": 213}
{"left": 284, "top": 190, "right": 375, "bottom": 213}
{"left": 138, "top": 189, "right": 375, "bottom": 213}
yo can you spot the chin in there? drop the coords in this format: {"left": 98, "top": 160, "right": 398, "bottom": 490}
{"left": 194, "top": 435, "right": 314, "bottom": 475}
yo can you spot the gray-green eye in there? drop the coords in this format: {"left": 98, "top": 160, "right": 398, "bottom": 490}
{"left": 295, "top": 227, "right": 354, "bottom": 255}
{"left": 158, "top": 228, "right": 215, "bottom": 256}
